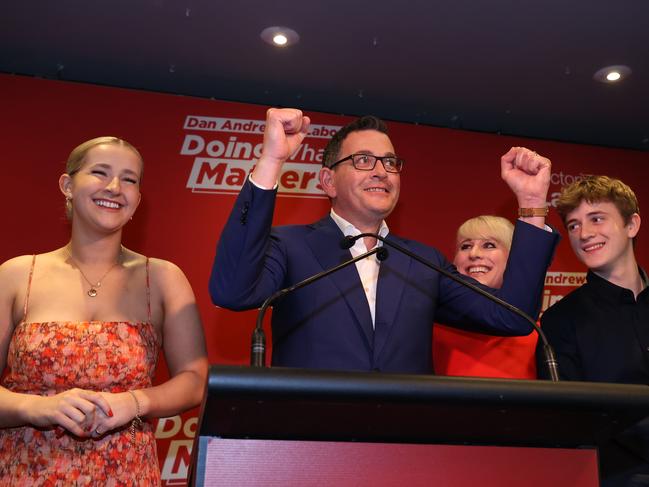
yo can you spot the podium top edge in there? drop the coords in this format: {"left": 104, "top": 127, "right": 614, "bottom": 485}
{"left": 207, "top": 364, "right": 649, "bottom": 410}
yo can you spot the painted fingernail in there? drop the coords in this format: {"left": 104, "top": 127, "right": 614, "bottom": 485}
{"left": 108, "top": 408, "right": 114, "bottom": 417}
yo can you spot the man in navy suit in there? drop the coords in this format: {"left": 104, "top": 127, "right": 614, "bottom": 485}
{"left": 210, "top": 108, "right": 558, "bottom": 373}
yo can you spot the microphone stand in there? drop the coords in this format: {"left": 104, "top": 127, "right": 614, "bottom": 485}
{"left": 342, "top": 233, "right": 560, "bottom": 382}
{"left": 251, "top": 246, "right": 389, "bottom": 367}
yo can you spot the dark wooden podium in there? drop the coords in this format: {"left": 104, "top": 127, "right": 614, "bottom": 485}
{"left": 192, "top": 365, "right": 649, "bottom": 486}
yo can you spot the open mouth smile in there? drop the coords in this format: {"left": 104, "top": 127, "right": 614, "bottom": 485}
{"left": 94, "top": 199, "right": 122, "bottom": 209}
{"left": 582, "top": 242, "right": 605, "bottom": 252}
{"left": 467, "top": 266, "right": 491, "bottom": 275}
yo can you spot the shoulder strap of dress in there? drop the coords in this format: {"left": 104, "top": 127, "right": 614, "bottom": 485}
{"left": 145, "top": 257, "right": 152, "bottom": 322}
{"left": 22, "top": 255, "right": 37, "bottom": 322}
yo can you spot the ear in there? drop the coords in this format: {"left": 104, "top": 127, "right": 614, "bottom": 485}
{"left": 627, "top": 213, "right": 641, "bottom": 239}
{"left": 319, "top": 167, "right": 337, "bottom": 198}
{"left": 59, "top": 173, "right": 73, "bottom": 198}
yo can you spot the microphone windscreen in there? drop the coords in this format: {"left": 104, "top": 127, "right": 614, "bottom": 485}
{"left": 377, "top": 248, "right": 389, "bottom": 261}
{"left": 340, "top": 236, "right": 356, "bottom": 249}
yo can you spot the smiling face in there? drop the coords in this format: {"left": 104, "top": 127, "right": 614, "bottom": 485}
{"left": 565, "top": 200, "right": 639, "bottom": 278}
{"left": 319, "top": 129, "right": 400, "bottom": 232}
{"left": 454, "top": 233, "right": 510, "bottom": 288}
{"left": 59, "top": 143, "right": 143, "bottom": 233}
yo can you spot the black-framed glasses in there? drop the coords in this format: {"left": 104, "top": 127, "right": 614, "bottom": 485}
{"left": 328, "top": 153, "right": 405, "bottom": 173}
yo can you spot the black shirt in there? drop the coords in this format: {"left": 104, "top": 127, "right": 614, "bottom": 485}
{"left": 537, "top": 269, "right": 649, "bottom": 383}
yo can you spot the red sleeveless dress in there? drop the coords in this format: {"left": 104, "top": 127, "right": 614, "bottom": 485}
{"left": 0, "top": 256, "right": 161, "bottom": 486}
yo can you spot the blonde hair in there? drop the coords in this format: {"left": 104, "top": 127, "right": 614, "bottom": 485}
{"left": 65, "top": 136, "right": 143, "bottom": 219}
{"left": 456, "top": 215, "right": 514, "bottom": 251}
{"left": 66, "top": 136, "right": 143, "bottom": 176}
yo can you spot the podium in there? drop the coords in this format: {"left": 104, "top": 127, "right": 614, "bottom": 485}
{"left": 193, "top": 365, "right": 649, "bottom": 486}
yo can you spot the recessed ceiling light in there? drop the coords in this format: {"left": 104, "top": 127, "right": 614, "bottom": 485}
{"left": 273, "top": 34, "right": 288, "bottom": 46}
{"left": 606, "top": 71, "right": 621, "bottom": 82}
{"left": 593, "top": 65, "right": 632, "bottom": 84}
{"left": 261, "top": 26, "right": 299, "bottom": 48}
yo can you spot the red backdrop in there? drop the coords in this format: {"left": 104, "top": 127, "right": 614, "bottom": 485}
{"left": 2, "top": 73, "right": 648, "bottom": 485}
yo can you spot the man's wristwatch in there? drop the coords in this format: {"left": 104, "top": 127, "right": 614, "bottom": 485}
{"left": 518, "top": 207, "right": 549, "bottom": 217}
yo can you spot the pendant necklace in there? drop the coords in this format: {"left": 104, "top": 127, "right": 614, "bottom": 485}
{"left": 67, "top": 246, "right": 123, "bottom": 297}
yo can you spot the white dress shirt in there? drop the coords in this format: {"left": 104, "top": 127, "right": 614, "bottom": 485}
{"left": 330, "top": 209, "right": 389, "bottom": 328}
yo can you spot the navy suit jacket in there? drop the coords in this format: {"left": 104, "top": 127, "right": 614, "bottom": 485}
{"left": 210, "top": 180, "right": 559, "bottom": 374}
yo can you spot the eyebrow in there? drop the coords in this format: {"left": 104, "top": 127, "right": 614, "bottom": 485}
{"left": 566, "top": 211, "right": 608, "bottom": 225}
{"left": 459, "top": 237, "right": 495, "bottom": 242}
{"left": 90, "top": 162, "right": 140, "bottom": 177}
{"left": 354, "top": 150, "right": 397, "bottom": 157}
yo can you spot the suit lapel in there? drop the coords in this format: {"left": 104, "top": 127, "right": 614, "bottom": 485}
{"left": 373, "top": 234, "right": 410, "bottom": 361}
{"left": 305, "top": 217, "right": 374, "bottom": 348}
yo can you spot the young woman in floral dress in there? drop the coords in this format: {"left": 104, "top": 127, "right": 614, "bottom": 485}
{"left": 0, "top": 137, "right": 208, "bottom": 485}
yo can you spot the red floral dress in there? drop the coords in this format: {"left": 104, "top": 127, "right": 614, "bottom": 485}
{"left": 0, "top": 257, "right": 161, "bottom": 486}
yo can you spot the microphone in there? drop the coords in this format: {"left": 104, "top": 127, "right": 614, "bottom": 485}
{"left": 341, "top": 233, "right": 560, "bottom": 382}
{"left": 251, "top": 246, "right": 389, "bottom": 367}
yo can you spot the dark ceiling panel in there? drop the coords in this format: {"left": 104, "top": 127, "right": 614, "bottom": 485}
{"left": 1, "top": 0, "right": 647, "bottom": 150}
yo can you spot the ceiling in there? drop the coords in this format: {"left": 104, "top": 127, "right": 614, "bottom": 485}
{"left": 2, "top": 0, "right": 648, "bottom": 151}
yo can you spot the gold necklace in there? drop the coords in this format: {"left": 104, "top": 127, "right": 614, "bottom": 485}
{"left": 66, "top": 246, "right": 123, "bottom": 297}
